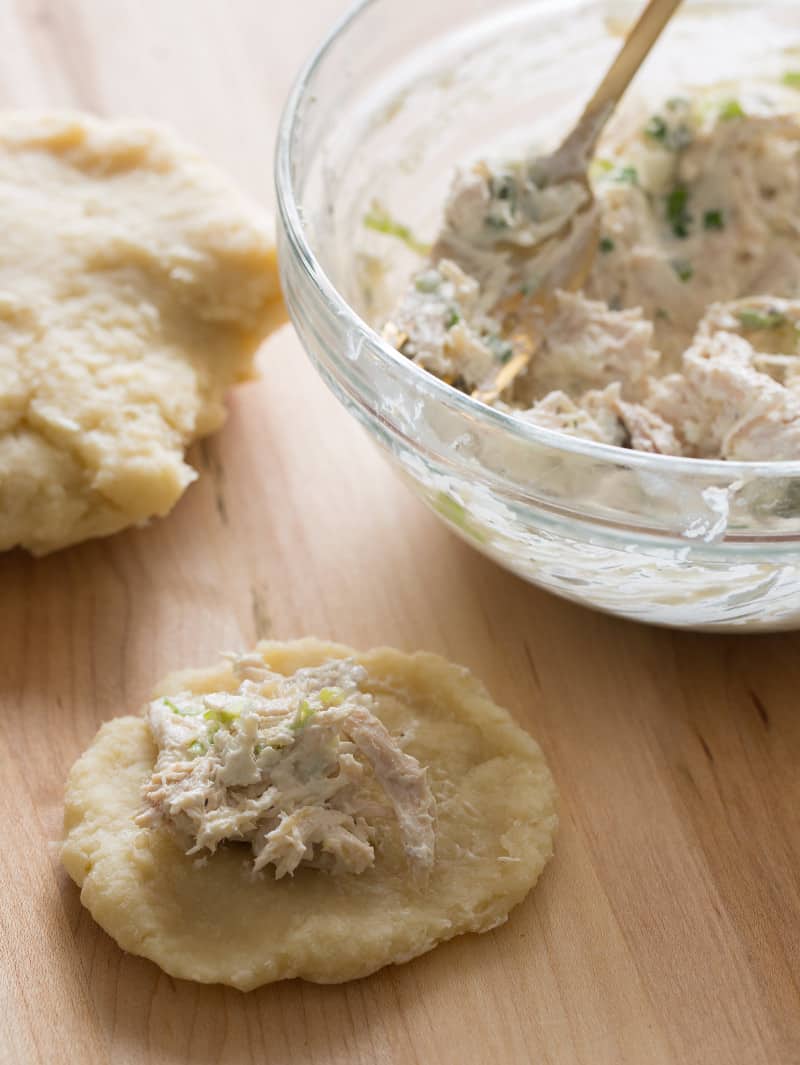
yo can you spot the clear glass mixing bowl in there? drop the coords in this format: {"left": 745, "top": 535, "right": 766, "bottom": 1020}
{"left": 275, "top": 0, "right": 800, "bottom": 630}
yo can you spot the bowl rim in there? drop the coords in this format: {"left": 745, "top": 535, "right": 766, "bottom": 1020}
{"left": 274, "top": 0, "right": 800, "bottom": 483}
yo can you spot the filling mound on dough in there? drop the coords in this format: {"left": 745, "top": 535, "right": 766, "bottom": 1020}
{"left": 137, "top": 654, "right": 436, "bottom": 880}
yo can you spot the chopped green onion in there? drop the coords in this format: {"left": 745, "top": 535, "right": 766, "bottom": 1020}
{"left": 644, "top": 115, "right": 668, "bottom": 142}
{"left": 737, "top": 308, "right": 788, "bottom": 330}
{"left": 319, "top": 687, "right": 345, "bottom": 707}
{"left": 203, "top": 707, "right": 239, "bottom": 727}
{"left": 164, "top": 697, "right": 203, "bottom": 717}
{"left": 781, "top": 71, "right": 800, "bottom": 89}
{"left": 644, "top": 113, "right": 691, "bottom": 150}
{"left": 187, "top": 739, "right": 207, "bottom": 757}
{"left": 703, "top": 209, "right": 725, "bottom": 231}
{"left": 256, "top": 737, "right": 288, "bottom": 752}
{"left": 590, "top": 158, "right": 615, "bottom": 176}
{"left": 444, "top": 307, "right": 460, "bottom": 329}
{"left": 363, "top": 206, "right": 431, "bottom": 255}
{"left": 666, "top": 183, "right": 691, "bottom": 238}
{"left": 291, "top": 699, "right": 317, "bottom": 731}
{"left": 599, "top": 236, "right": 616, "bottom": 254}
{"left": 432, "top": 492, "right": 487, "bottom": 544}
{"left": 671, "top": 259, "right": 694, "bottom": 282}
{"left": 719, "top": 99, "right": 744, "bottom": 121}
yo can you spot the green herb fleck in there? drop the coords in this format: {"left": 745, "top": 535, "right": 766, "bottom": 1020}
{"left": 444, "top": 307, "right": 460, "bottom": 329}
{"left": 671, "top": 259, "right": 694, "bottom": 283}
{"left": 781, "top": 71, "right": 800, "bottom": 89}
{"left": 599, "top": 236, "right": 615, "bottom": 254}
{"left": 164, "top": 698, "right": 181, "bottom": 715}
{"left": 703, "top": 209, "right": 725, "bottom": 231}
{"left": 414, "top": 270, "right": 441, "bottom": 293}
{"left": 644, "top": 115, "right": 668, "bottom": 142}
{"left": 491, "top": 174, "right": 516, "bottom": 202}
{"left": 644, "top": 113, "right": 691, "bottom": 150}
{"left": 486, "top": 335, "right": 514, "bottom": 364}
{"left": 719, "top": 99, "right": 744, "bottom": 121}
{"left": 613, "top": 165, "right": 639, "bottom": 186}
{"left": 666, "top": 183, "right": 692, "bottom": 238}
{"left": 291, "top": 699, "right": 317, "bottom": 731}
{"left": 363, "top": 206, "right": 431, "bottom": 255}
{"left": 737, "top": 307, "right": 788, "bottom": 330}
{"left": 187, "top": 739, "right": 207, "bottom": 757}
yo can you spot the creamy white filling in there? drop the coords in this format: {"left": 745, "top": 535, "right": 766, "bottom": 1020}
{"left": 386, "top": 86, "right": 800, "bottom": 460}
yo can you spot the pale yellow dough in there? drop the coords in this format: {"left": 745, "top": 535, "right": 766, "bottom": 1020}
{"left": 0, "top": 112, "right": 285, "bottom": 555}
{"left": 61, "top": 639, "right": 558, "bottom": 989}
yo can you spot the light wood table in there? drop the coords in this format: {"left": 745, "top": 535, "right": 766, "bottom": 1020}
{"left": 1, "top": 3, "right": 799, "bottom": 1063}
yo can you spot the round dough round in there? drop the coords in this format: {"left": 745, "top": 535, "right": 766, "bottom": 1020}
{"left": 61, "top": 639, "right": 558, "bottom": 989}
{"left": 0, "top": 111, "right": 285, "bottom": 555}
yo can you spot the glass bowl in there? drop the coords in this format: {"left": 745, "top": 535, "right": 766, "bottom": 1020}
{"left": 275, "top": 0, "right": 800, "bottom": 631}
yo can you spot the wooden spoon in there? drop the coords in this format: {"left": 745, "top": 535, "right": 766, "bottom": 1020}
{"left": 472, "top": 0, "right": 683, "bottom": 404}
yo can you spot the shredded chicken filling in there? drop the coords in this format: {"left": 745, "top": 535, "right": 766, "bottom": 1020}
{"left": 137, "top": 655, "right": 436, "bottom": 881}
{"left": 383, "top": 85, "right": 800, "bottom": 460}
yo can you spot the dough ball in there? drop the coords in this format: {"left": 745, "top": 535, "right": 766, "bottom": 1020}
{"left": 0, "top": 112, "right": 285, "bottom": 554}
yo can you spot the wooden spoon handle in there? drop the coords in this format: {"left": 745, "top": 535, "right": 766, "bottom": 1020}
{"left": 559, "top": 0, "right": 683, "bottom": 164}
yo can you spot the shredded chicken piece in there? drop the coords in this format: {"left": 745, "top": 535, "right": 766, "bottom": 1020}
{"left": 387, "top": 258, "right": 499, "bottom": 382}
{"left": 252, "top": 807, "right": 374, "bottom": 879}
{"left": 584, "top": 382, "right": 683, "bottom": 454}
{"left": 515, "top": 292, "right": 659, "bottom": 405}
{"left": 647, "top": 329, "right": 800, "bottom": 459}
{"left": 137, "top": 656, "right": 436, "bottom": 882}
{"left": 519, "top": 389, "right": 626, "bottom": 446}
{"left": 344, "top": 706, "right": 436, "bottom": 881}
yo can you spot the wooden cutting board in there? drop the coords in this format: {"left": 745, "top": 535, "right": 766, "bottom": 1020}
{"left": 1, "top": 3, "right": 798, "bottom": 1063}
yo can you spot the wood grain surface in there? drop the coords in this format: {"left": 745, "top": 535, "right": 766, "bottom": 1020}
{"left": 1, "top": 2, "right": 799, "bottom": 1063}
